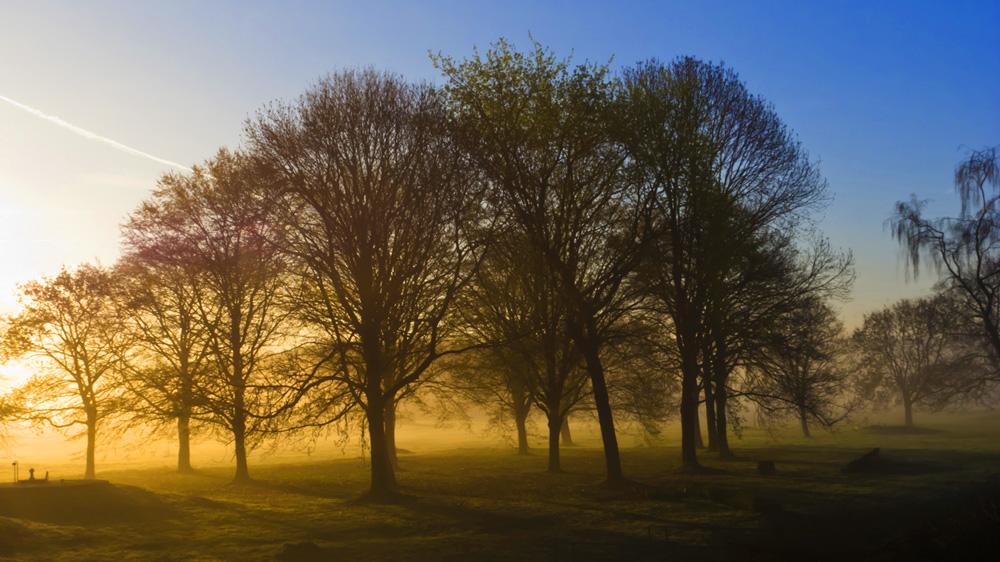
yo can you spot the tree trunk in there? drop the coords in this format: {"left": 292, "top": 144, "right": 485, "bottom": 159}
{"left": 679, "top": 360, "right": 702, "bottom": 472}
{"left": 231, "top": 376, "right": 250, "bottom": 484}
{"left": 903, "top": 395, "right": 914, "bottom": 427}
{"left": 704, "top": 379, "right": 718, "bottom": 451}
{"left": 384, "top": 400, "right": 398, "bottom": 470}
{"left": 800, "top": 407, "right": 811, "bottom": 438}
{"left": 694, "top": 403, "right": 705, "bottom": 449}
{"left": 177, "top": 414, "right": 193, "bottom": 472}
{"left": 579, "top": 335, "right": 624, "bottom": 485}
{"left": 367, "top": 399, "right": 397, "bottom": 499}
{"left": 178, "top": 353, "right": 194, "bottom": 473}
{"left": 714, "top": 384, "right": 735, "bottom": 460}
{"left": 511, "top": 385, "right": 531, "bottom": 455}
{"left": 711, "top": 335, "right": 736, "bottom": 461}
{"left": 547, "top": 412, "right": 562, "bottom": 472}
{"left": 560, "top": 418, "right": 574, "bottom": 447}
{"left": 229, "top": 314, "right": 251, "bottom": 484}
{"left": 85, "top": 413, "right": 96, "bottom": 479}
{"left": 232, "top": 418, "right": 250, "bottom": 484}
{"left": 359, "top": 304, "right": 396, "bottom": 500}
{"left": 515, "top": 404, "right": 530, "bottom": 455}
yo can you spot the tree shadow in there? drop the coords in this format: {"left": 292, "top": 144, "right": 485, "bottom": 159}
{"left": 864, "top": 425, "right": 945, "bottom": 435}
{"left": 243, "top": 478, "right": 352, "bottom": 500}
{"left": 0, "top": 483, "right": 178, "bottom": 526}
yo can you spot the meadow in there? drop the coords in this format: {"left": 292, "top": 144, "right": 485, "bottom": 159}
{"left": 1, "top": 411, "right": 998, "bottom": 561}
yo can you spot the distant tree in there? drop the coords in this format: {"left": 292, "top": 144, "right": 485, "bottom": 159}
{"left": 891, "top": 145, "right": 1000, "bottom": 387}
{"left": 130, "top": 149, "right": 295, "bottom": 483}
{"left": 743, "top": 296, "right": 853, "bottom": 437}
{"left": 621, "top": 57, "right": 833, "bottom": 469}
{"left": 4, "top": 264, "right": 128, "bottom": 479}
{"left": 109, "top": 251, "right": 214, "bottom": 473}
{"left": 708, "top": 234, "right": 853, "bottom": 451}
{"left": 245, "top": 69, "right": 489, "bottom": 500}
{"left": 449, "top": 236, "right": 542, "bottom": 457}
{"left": 434, "top": 38, "right": 653, "bottom": 485}
{"left": 464, "top": 233, "right": 592, "bottom": 471}
{"left": 852, "top": 294, "right": 975, "bottom": 426}
{"left": 601, "top": 312, "right": 678, "bottom": 444}
{"left": 444, "top": 346, "right": 535, "bottom": 454}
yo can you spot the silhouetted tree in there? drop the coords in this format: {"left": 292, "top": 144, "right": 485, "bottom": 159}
{"left": 110, "top": 249, "right": 214, "bottom": 472}
{"left": 434, "top": 38, "right": 653, "bottom": 485}
{"left": 744, "top": 296, "right": 853, "bottom": 436}
{"left": 621, "top": 57, "right": 832, "bottom": 470}
{"left": 434, "top": 230, "right": 535, "bottom": 455}
{"left": 0, "top": 391, "right": 20, "bottom": 452}
{"left": 705, "top": 233, "right": 853, "bottom": 455}
{"left": 4, "top": 264, "right": 128, "bottom": 479}
{"left": 245, "top": 69, "right": 489, "bottom": 500}
{"left": 891, "top": 146, "right": 1000, "bottom": 386}
{"left": 602, "top": 312, "right": 678, "bottom": 444}
{"left": 444, "top": 346, "right": 535, "bottom": 454}
{"left": 852, "top": 294, "right": 975, "bottom": 426}
{"left": 471, "top": 235, "right": 591, "bottom": 472}
{"left": 131, "top": 149, "right": 294, "bottom": 483}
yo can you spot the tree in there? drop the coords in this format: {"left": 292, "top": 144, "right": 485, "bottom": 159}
{"left": 245, "top": 69, "right": 489, "bottom": 500}
{"left": 444, "top": 345, "right": 535, "bottom": 455}
{"left": 601, "top": 312, "right": 678, "bottom": 444}
{"left": 852, "top": 295, "right": 974, "bottom": 426}
{"left": 461, "top": 232, "right": 592, "bottom": 471}
{"left": 891, "top": 146, "right": 1000, "bottom": 387}
{"left": 110, "top": 250, "right": 214, "bottom": 473}
{"left": 705, "top": 234, "right": 853, "bottom": 453}
{"left": 743, "top": 296, "right": 853, "bottom": 436}
{"left": 4, "top": 264, "right": 128, "bottom": 479}
{"left": 129, "top": 149, "right": 294, "bottom": 483}
{"left": 434, "top": 38, "right": 652, "bottom": 485}
{"left": 621, "top": 57, "right": 833, "bottom": 470}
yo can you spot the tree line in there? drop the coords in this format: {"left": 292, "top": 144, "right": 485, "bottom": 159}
{"left": 1, "top": 39, "right": 994, "bottom": 500}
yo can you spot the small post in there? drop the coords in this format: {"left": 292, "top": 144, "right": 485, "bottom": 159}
{"left": 28, "top": 468, "right": 35, "bottom": 481}
{"left": 11, "top": 461, "right": 17, "bottom": 483}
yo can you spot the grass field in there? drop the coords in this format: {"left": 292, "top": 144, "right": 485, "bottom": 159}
{"left": 1, "top": 411, "right": 999, "bottom": 561}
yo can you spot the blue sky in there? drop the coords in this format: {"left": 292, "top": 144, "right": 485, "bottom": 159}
{"left": 0, "top": 0, "right": 997, "bottom": 325}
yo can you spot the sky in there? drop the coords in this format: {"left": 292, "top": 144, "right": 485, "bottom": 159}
{"left": 0, "top": 0, "right": 998, "bottom": 327}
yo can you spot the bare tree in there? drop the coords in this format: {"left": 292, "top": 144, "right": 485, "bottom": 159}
{"left": 128, "top": 149, "right": 294, "bottom": 483}
{"left": 450, "top": 236, "right": 544, "bottom": 457}
{"left": 434, "top": 38, "right": 652, "bottom": 486}
{"left": 743, "top": 296, "right": 854, "bottom": 436}
{"left": 464, "top": 233, "right": 592, "bottom": 471}
{"left": 602, "top": 312, "right": 678, "bottom": 444}
{"left": 852, "top": 294, "right": 975, "bottom": 427}
{"left": 4, "top": 264, "right": 128, "bottom": 479}
{"left": 444, "top": 345, "right": 535, "bottom": 455}
{"left": 245, "top": 69, "right": 489, "bottom": 500}
{"left": 110, "top": 248, "right": 215, "bottom": 472}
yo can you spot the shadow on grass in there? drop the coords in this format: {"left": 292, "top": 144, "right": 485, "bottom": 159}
{"left": 0, "top": 483, "right": 177, "bottom": 526}
{"left": 242, "top": 478, "right": 350, "bottom": 500}
{"left": 864, "top": 425, "right": 945, "bottom": 434}
{"left": 390, "top": 494, "right": 564, "bottom": 535}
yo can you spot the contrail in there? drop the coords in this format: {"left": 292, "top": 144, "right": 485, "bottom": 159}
{"left": 0, "top": 94, "right": 193, "bottom": 172}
